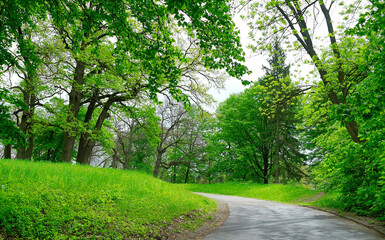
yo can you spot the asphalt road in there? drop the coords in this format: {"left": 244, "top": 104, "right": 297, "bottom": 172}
{"left": 197, "top": 193, "right": 384, "bottom": 240}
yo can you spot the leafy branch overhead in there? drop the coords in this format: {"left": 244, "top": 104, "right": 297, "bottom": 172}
{"left": 0, "top": 0, "right": 249, "bottom": 163}
{"left": 245, "top": 0, "right": 367, "bottom": 143}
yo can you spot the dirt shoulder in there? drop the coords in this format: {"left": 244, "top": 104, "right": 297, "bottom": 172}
{"left": 165, "top": 200, "right": 229, "bottom": 240}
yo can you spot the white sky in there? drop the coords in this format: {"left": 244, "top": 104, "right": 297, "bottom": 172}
{"left": 208, "top": 13, "right": 266, "bottom": 103}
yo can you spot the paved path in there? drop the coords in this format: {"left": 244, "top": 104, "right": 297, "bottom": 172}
{"left": 197, "top": 193, "right": 384, "bottom": 240}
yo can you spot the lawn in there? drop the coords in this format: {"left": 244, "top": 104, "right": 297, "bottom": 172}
{"left": 182, "top": 182, "right": 324, "bottom": 204}
{"left": 0, "top": 159, "right": 215, "bottom": 239}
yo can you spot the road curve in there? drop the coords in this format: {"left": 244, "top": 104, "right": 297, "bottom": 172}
{"left": 196, "top": 193, "right": 384, "bottom": 240}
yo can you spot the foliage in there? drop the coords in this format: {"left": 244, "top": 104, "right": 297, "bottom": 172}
{"left": 240, "top": 0, "right": 384, "bottom": 220}
{"left": 300, "top": 80, "right": 385, "bottom": 220}
{"left": 0, "top": 159, "right": 215, "bottom": 239}
{"left": 209, "top": 42, "right": 305, "bottom": 184}
{"left": 245, "top": 0, "right": 366, "bottom": 143}
{"left": 347, "top": 1, "right": 385, "bottom": 220}
{"left": 0, "top": 0, "right": 249, "bottom": 163}
{"left": 214, "top": 88, "right": 274, "bottom": 183}
{"left": 0, "top": 88, "right": 26, "bottom": 148}
{"left": 107, "top": 104, "right": 160, "bottom": 172}
{"left": 159, "top": 107, "right": 210, "bottom": 183}
{"left": 297, "top": 0, "right": 385, "bottom": 220}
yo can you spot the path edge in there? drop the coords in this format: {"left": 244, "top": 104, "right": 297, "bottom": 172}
{"left": 302, "top": 205, "right": 385, "bottom": 237}
{"left": 166, "top": 199, "right": 229, "bottom": 240}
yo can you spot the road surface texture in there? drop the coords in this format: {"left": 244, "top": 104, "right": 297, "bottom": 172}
{"left": 197, "top": 193, "right": 384, "bottom": 240}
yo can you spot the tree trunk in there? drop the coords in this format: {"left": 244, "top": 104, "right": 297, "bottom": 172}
{"left": 79, "top": 139, "right": 96, "bottom": 165}
{"left": 61, "top": 60, "right": 85, "bottom": 163}
{"left": 16, "top": 86, "right": 35, "bottom": 160}
{"left": 61, "top": 135, "right": 77, "bottom": 163}
{"left": 16, "top": 105, "right": 27, "bottom": 159}
{"left": 121, "top": 123, "right": 134, "bottom": 170}
{"left": 111, "top": 153, "right": 119, "bottom": 168}
{"left": 26, "top": 135, "right": 34, "bottom": 160}
{"left": 263, "top": 176, "right": 268, "bottom": 184}
{"left": 153, "top": 151, "right": 163, "bottom": 178}
{"left": 4, "top": 144, "right": 12, "bottom": 159}
{"left": 184, "top": 165, "right": 190, "bottom": 183}
{"left": 274, "top": 111, "right": 280, "bottom": 183}
{"left": 172, "top": 165, "right": 177, "bottom": 183}
{"left": 76, "top": 98, "right": 113, "bottom": 164}
{"left": 76, "top": 94, "right": 97, "bottom": 164}
{"left": 123, "top": 158, "right": 130, "bottom": 170}
{"left": 276, "top": 3, "right": 362, "bottom": 143}
{"left": 263, "top": 150, "right": 269, "bottom": 184}
{"left": 16, "top": 107, "right": 35, "bottom": 160}
{"left": 15, "top": 27, "right": 37, "bottom": 160}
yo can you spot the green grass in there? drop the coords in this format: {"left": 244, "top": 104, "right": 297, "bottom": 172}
{"left": 304, "top": 192, "right": 341, "bottom": 208}
{"left": 182, "top": 182, "right": 323, "bottom": 204}
{"left": 0, "top": 159, "right": 215, "bottom": 239}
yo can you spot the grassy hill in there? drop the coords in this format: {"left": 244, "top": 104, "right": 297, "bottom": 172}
{"left": 0, "top": 159, "right": 215, "bottom": 239}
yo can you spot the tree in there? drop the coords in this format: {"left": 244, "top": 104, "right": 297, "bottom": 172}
{"left": 307, "top": 0, "right": 385, "bottom": 219}
{"left": 0, "top": 0, "right": 49, "bottom": 160}
{"left": 245, "top": 0, "right": 367, "bottom": 143}
{"left": 296, "top": 32, "right": 385, "bottom": 219}
{"left": 350, "top": 0, "right": 385, "bottom": 148}
{"left": 108, "top": 104, "right": 160, "bottom": 172}
{"left": 0, "top": 88, "right": 26, "bottom": 158}
{"left": 259, "top": 41, "right": 307, "bottom": 183}
{"left": 1, "top": 0, "right": 249, "bottom": 164}
{"left": 45, "top": 0, "right": 249, "bottom": 163}
{"left": 153, "top": 99, "right": 188, "bottom": 178}
{"left": 216, "top": 90, "right": 274, "bottom": 183}
{"left": 159, "top": 106, "right": 209, "bottom": 183}
{"left": 213, "top": 42, "right": 306, "bottom": 183}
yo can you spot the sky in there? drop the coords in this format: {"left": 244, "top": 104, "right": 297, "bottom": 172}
{"left": 208, "top": 13, "right": 266, "bottom": 103}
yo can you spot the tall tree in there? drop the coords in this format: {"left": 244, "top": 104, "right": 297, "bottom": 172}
{"left": 0, "top": 88, "right": 26, "bottom": 158}
{"left": 108, "top": 104, "right": 160, "bottom": 172}
{"left": 216, "top": 90, "right": 274, "bottom": 183}
{"left": 0, "top": 0, "right": 48, "bottom": 160}
{"left": 245, "top": 0, "right": 367, "bottom": 143}
{"left": 1, "top": 0, "right": 249, "bottom": 163}
{"left": 158, "top": 106, "right": 209, "bottom": 183}
{"left": 214, "top": 49, "right": 306, "bottom": 184}
{"left": 259, "top": 41, "right": 307, "bottom": 182}
{"left": 44, "top": 0, "right": 248, "bottom": 163}
{"left": 153, "top": 99, "right": 188, "bottom": 178}
{"left": 305, "top": 0, "right": 385, "bottom": 219}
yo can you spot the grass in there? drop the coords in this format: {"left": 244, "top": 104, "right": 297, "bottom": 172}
{"left": 304, "top": 192, "right": 341, "bottom": 208}
{"left": 182, "top": 182, "right": 324, "bottom": 204}
{"left": 0, "top": 159, "right": 216, "bottom": 239}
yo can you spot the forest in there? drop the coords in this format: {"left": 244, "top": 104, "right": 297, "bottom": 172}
{"left": 1, "top": 0, "right": 384, "bottom": 222}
